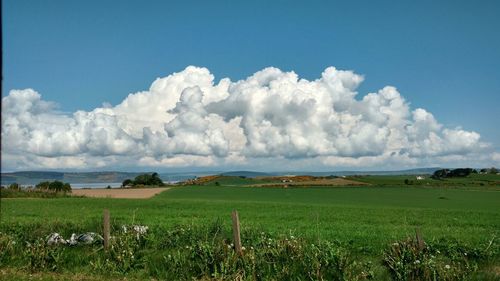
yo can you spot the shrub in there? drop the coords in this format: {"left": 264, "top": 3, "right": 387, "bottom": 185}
{"left": 24, "top": 238, "right": 65, "bottom": 272}
{"left": 8, "top": 183, "right": 20, "bottom": 190}
{"left": 148, "top": 223, "right": 372, "bottom": 280}
{"left": 122, "top": 172, "right": 164, "bottom": 187}
{"left": 91, "top": 225, "right": 148, "bottom": 274}
{"left": 0, "top": 232, "right": 17, "bottom": 266}
{"left": 383, "top": 237, "right": 481, "bottom": 281}
{"left": 431, "top": 168, "right": 477, "bottom": 179}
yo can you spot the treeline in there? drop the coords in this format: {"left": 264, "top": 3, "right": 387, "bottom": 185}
{"left": 479, "top": 167, "right": 498, "bottom": 174}
{"left": 122, "top": 173, "right": 164, "bottom": 187}
{"left": 1, "top": 180, "right": 72, "bottom": 198}
{"left": 431, "top": 167, "right": 498, "bottom": 179}
{"left": 2, "top": 180, "right": 72, "bottom": 192}
{"left": 35, "top": 181, "right": 72, "bottom": 192}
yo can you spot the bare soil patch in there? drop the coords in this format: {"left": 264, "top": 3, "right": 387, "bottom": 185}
{"left": 71, "top": 187, "right": 169, "bottom": 199}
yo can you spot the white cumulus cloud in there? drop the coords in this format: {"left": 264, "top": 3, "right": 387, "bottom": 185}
{"left": 1, "top": 66, "right": 495, "bottom": 170}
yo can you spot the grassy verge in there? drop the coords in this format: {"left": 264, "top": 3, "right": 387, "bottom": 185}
{"left": 0, "top": 220, "right": 497, "bottom": 280}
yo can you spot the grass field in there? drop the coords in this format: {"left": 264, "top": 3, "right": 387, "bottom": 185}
{"left": 350, "top": 173, "right": 500, "bottom": 188}
{"left": 3, "top": 184, "right": 499, "bottom": 248}
{"left": 1, "top": 175, "right": 499, "bottom": 280}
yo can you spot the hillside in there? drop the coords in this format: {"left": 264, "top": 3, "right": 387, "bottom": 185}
{"left": 0, "top": 171, "right": 143, "bottom": 185}
{"left": 1, "top": 168, "right": 442, "bottom": 185}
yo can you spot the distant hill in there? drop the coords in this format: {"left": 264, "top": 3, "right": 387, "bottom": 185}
{"left": 1, "top": 171, "right": 143, "bottom": 185}
{"left": 220, "top": 171, "right": 271, "bottom": 178}
{"left": 1, "top": 168, "right": 441, "bottom": 185}
{"left": 308, "top": 168, "right": 442, "bottom": 176}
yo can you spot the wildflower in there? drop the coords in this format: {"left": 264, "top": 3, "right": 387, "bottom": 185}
{"left": 414, "top": 260, "right": 420, "bottom": 264}
{"left": 242, "top": 246, "right": 246, "bottom": 251}
{"left": 445, "top": 264, "right": 450, "bottom": 269}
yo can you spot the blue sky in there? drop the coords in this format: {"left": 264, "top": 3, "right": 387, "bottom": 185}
{"left": 2, "top": 0, "right": 499, "bottom": 171}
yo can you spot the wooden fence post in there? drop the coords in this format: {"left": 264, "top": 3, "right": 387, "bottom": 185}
{"left": 103, "top": 209, "right": 110, "bottom": 251}
{"left": 231, "top": 210, "right": 242, "bottom": 255}
{"left": 415, "top": 227, "right": 425, "bottom": 251}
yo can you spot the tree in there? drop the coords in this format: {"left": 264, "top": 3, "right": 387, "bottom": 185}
{"left": 122, "top": 179, "right": 133, "bottom": 187}
{"left": 133, "top": 173, "right": 163, "bottom": 186}
{"left": 431, "top": 169, "right": 449, "bottom": 179}
{"left": 432, "top": 168, "right": 475, "bottom": 179}
{"left": 36, "top": 181, "right": 51, "bottom": 190}
{"left": 122, "top": 173, "right": 164, "bottom": 187}
{"left": 8, "top": 183, "right": 20, "bottom": 190}
{"left": 150, "top": 173, "right": 163, "bottom": 186}
{"left": 448, "top": 168, "right": 475, "bottom": 177}
{"left": 49, "top": 181, "right": 64, "bottom": 192}
{"left": 34, "top": 181, "right": 70, "bottom": 193}
{"left": 133, "top": 174, "right": 150, "bottom": 185}
{"left": 62, "top": 183, "right": 72, "bottom": 193}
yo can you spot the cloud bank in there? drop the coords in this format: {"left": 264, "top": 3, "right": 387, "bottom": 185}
{"left": 1, "top": 66, "right": 495, "bottom": 170}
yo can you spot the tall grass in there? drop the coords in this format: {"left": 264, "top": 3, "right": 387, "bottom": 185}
{"left": 0, "top": 220, "right": 497, "bottom": 280}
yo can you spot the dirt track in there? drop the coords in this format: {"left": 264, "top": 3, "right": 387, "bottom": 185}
{"left": 71, "top": 187, "right": 169, "bottom": 199}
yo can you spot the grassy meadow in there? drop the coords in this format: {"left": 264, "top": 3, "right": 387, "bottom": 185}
{"left": 1, "top": 175, "right": 499, "bottom": 280}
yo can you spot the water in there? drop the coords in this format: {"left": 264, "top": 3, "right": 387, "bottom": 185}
{"left": 2, "top": 174, "right": 197, "bottom": 189}
{"left": 70, "top": 182, "right": 123, "bottom": 189}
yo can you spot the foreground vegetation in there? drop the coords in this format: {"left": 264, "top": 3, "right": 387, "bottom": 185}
{"left": 1, "top": 220, "right": 497, "bottom": 280}
{"left": 1, "top": 174, "right": 499, "bottom": 280}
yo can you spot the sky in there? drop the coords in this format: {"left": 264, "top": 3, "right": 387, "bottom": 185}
{"left": 2, "top": 0, "right": 499, "bottom": 172}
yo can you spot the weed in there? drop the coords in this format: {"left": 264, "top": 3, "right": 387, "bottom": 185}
{"left": 91, "top": 224, "right": 147, "bottom": 274}
{"left": 0, "top": 232, "right": 17, "bottom": 266}
{"left": 383, "top": 237, "right": 486, "bottom": 280}
{"left": 24, "top": 238, "right": 65, "bottom": 272}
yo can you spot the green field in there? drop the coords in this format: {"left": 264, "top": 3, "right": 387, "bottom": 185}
{"left": 3, "top": 184, "right": 499, "bottom": 248}
{"left": 1, "top": 175, "right": 499, "bottom": 280}
{"left": 350, "top": 173, "right": 500, "bottom": 188}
